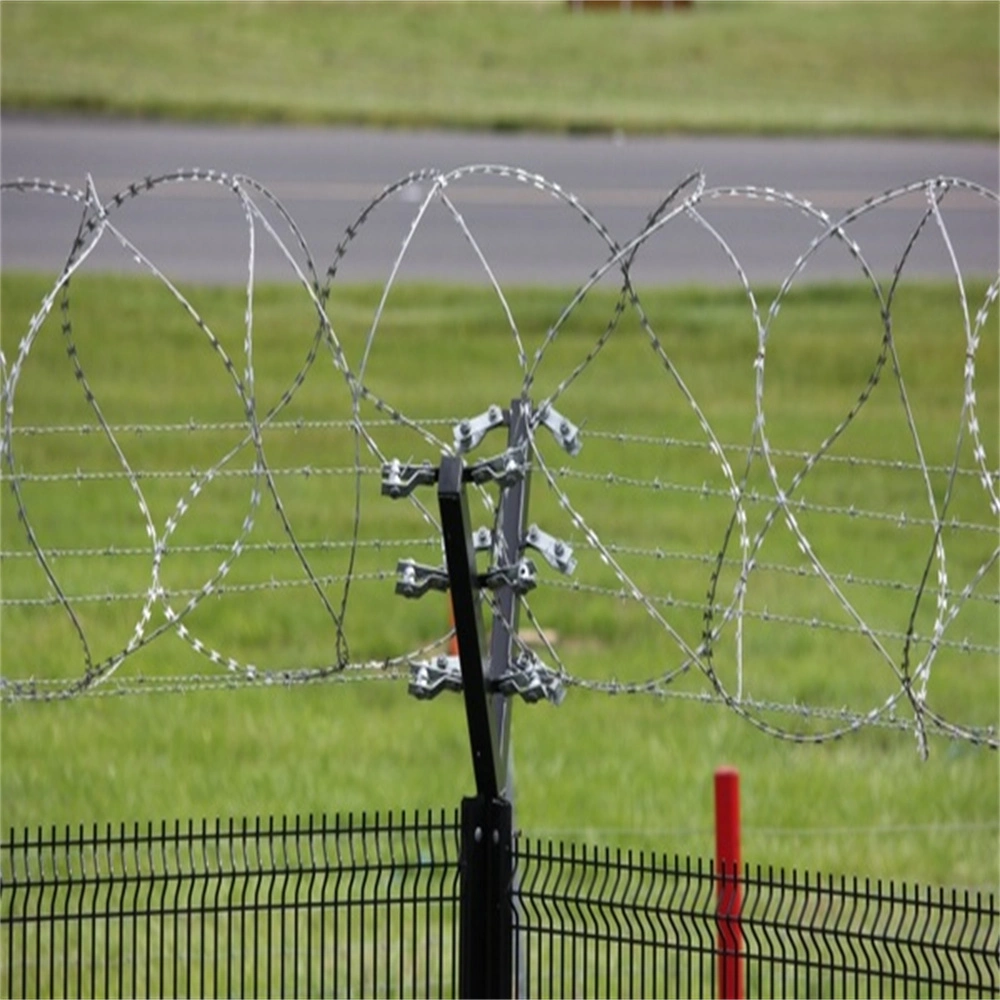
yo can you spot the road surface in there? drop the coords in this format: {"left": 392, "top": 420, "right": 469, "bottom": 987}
{"left": 2, "top": 115, "right": 997, "bottom": 288}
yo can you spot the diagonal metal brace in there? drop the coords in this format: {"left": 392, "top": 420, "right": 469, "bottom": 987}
{"left": 381, "top": 459, "right": 438, "bottom": 499}
{"left": 395, "top": 559, "right": 449, "bottom": 598}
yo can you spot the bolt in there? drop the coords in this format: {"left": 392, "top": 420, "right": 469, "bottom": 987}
{"left": 474, "top": 827, "right": 483, "bottom": 843}
{"left": 492, "top": 829, "right": 500, "bottom": 845}
{"left": 554, "top": 541, "right": 565, "bottom": 556}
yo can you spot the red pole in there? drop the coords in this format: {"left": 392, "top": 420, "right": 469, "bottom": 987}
{"left": 715, "top": 767, "right": 744, "bottom": 1000}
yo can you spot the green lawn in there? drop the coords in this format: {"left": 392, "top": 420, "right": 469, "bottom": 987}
{"left": 1, "top": 1, "right": 997, "bottom": 137}
{"left": 1, "top": 272, "right": 997, "bottom": 889}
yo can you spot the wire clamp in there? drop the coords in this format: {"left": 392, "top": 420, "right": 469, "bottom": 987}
{"left": 381, "top": 459, "right": 438, "bottom": 499}
{"left": 465, "top": 446, "right": 527, "bottom": 489}
{"left": 395, "top": 559, "right": 449, "bottom": 598}
{"left": 480, "top": 557, "right": 537, "bottom": 594}
{"left": 537, "top": 404, "right": 582, "bottom": 456}
{"left": 409, "top": 651, "right": 565, "bottom": 704}
{"left": 472, "top": 526, "right": 494, "bottom": 552}
{"left": 454, "top": 404, "right": 507, "bottom": 453}
{"left": 525, "top": 524, "right": 577, "bottom": 575}
{"left": 495, "top": 651, "right": 565, "bottom": 705}
{"left": 408, "top": 655, "right": 463, "bottom": 699}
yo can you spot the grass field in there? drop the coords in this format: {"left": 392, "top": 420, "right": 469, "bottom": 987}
{"left": 1, "top": 0, "right": 998, "bottom": 898}
{"left": 1, "top": 270, "right": 997, "bottom": 890}
{"left": 1, "top": 1, "right": 997, "bottom": 138}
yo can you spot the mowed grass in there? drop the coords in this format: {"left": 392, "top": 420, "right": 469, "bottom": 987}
{"left": 0, "top": 271, "right": 997, "bottom": 891}
{"left": 0, "top": 1, "right": 996, "bottom": 138}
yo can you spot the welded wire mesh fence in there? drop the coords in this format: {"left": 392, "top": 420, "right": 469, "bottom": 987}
{"left": 1, "top": 811, "right": 460, "bottom": 1000}
{"left": 513, "top": 836, "right": 999, "bottom": 999}
{"left": 2, "top": 809, "right": 996, "bottom": 999}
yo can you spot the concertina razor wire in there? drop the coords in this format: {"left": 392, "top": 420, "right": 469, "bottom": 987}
{"left": 0, "top": 166, "right": 997, "bottom": 758}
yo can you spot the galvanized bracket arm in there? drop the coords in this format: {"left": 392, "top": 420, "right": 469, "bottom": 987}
{"left": 496, "top": 650, "right": 566, "bottom": 705}
{"left": 381, "top": 459, "right": 438, "bottom": 499}
{"left": 394, "top": 559, "right": 449, "bottom": 599}
{"left": 387, "top": 399, "right": 582, "bottom": 795}
{"left": 454, "top": 404, "right": 507, "bottom": 453}
{"left": 479, "top": 558, "right": 538, "bottom": 594}
{"left": 536, "top": 403, "right": 582, "bottom": 456}
{"left": 408, "top": 648, "right": 565, "bottom": 705}
{"left": 465, "top": 446, "right": 527, "bottom": 489}
{"left": 409, "top": 654, "right": 463, "bottom": 699}
{"left": 525, "top": 524, "right": 577, "bottom": 575}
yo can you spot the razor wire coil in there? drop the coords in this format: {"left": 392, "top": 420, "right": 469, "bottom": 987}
{"left": 1, "top": 165, "right": 997, "bottom": 757}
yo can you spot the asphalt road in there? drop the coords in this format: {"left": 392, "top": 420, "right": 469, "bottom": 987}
{"left": 2, "top": 115, "right": 997, "bottom": 288}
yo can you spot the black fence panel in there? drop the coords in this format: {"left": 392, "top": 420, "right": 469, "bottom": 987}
{"left": 511, "top": 835, "right": 998, "bottom": 999}
{"left": 738, "top": 864, "right": 999, "bottom": 999}
{"left": 512, "top": 839, "right": 717, "bottom": 999}
{"left": 1, "top": 811, "right": 460, "bottom": 1000}
{"left": 2, "top": 810, "right": 997, "bottom": 999}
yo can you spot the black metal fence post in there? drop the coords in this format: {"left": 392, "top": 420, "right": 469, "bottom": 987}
{"left": 413, "top": 400, "right": 572, "bottom": 997}
{"left": 438, "top": 452, "right": 514, "bottom": 997}
{"left": 384, "top": 400, "right": 577, "bottom": 997}
{"left": 459, "top": 795, "right": 513, "bottom": 998}
{"left": 437, "top": 453, "right": 503, "bottom": 800}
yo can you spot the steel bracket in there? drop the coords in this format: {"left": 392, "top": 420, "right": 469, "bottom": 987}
{"left": 395, "top": 559, "right": 449, "bottom": 598}
{"left": 454, "top": 404, "right": 507, "bottom": 453}
{"left": 496, "top": 650, "right": 566, "bottom": 705}
{"left": 409, "top": 655, "right": 463, "bottom": 699}
{"left": 408, "top": 651, "right": 565, "bottom": 705}
{"left": 480, "top": 557, "right": 537, "bottom": 594}
{"left": 537, "top": 404, "right": 582, "bottom": 456}
{"left": 381, "top": 459, "right": 438, "bottom": 499}
{"left": 465, "top": 446, "right": 527, "bottom": 489}
{"left": 525, "top": 523, "right": 577, "bottom": 575}
{"left": 472, "top": 526, "right": 494, "bottom": 552}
